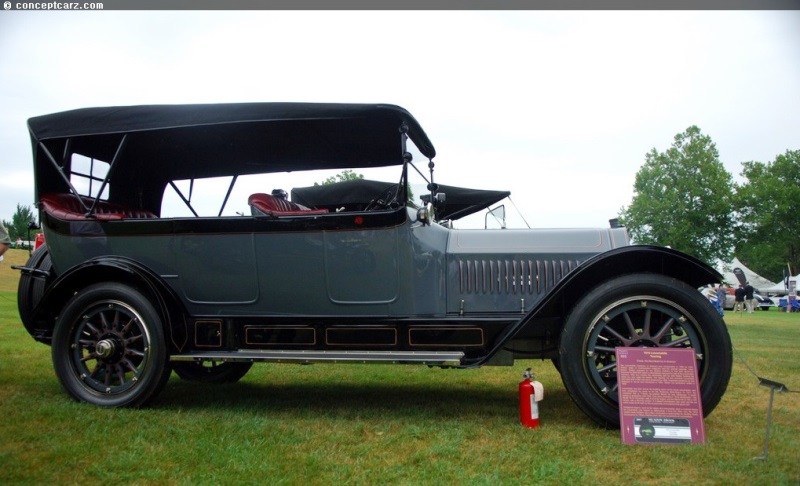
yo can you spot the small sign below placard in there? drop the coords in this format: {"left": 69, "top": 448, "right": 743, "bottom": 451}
{"left": 616, "top": 347, "right": 705, "bottom": 445}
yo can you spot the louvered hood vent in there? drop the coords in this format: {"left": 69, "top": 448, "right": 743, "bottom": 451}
{"left": 456, "top": 259, "right": 580, "bottom": 295}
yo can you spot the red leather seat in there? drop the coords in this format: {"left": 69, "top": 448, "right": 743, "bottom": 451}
{"left": 39, "top": 193, "right": 158, "bottom": 221}
{"left": 248, "top": 193, "right": 328, "bottom": 217}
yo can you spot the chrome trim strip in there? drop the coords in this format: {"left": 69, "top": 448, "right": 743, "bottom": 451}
{"left": 171, "top": 350, "right": 464, "bottom": 365}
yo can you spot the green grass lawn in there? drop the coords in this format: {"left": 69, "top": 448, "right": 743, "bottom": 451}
{"left": 1, "top": 248, "right": 798, "bottom": 484}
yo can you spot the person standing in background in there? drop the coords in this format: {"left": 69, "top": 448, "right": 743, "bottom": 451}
{"left": 0, "top": 222, "right": 11, "bottom": 263}
{"left": 744, "top": 281, "right": 755, "bottom": 313}
{"left": 734, "top": 284, "right": 746, "bottom": 314}
{"left": 715, "top": 284, "right": 726, "bottom": 317}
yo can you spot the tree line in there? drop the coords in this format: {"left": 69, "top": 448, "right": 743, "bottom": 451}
{"left": 2, "top": 204, "right": 40, "bottom": 245}
{"left": 620, "top": 125, "right": 799, "bottom": 283}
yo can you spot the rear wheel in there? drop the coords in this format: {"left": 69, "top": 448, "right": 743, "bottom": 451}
{"left": 52, "top": 283, "right": 171, "bottom": 407}
{"left": 173, "top": 361, "right": 253, "bottom": 383}
{"left": 559, "top": 273, "right": 732, "bottom": 428}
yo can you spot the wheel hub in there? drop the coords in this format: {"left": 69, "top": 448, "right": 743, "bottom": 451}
{"left": 95, "top": 338, "right": 117, "bottom": 359}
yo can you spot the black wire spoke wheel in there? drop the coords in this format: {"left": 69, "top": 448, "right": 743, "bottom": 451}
{"left": 584, "top": 296, "right": 704, "bottom": 401}
{"left": 173, "top": 360, "right": 253, "bottom": 383}
{"left": 70, "top": 300, "right": 150, "bottom": 394}
{"left": 52, "top": 283, "right": 171, "bottom": 407}
{"left": 559, "top": 274, "right": 732, "bottom": 428}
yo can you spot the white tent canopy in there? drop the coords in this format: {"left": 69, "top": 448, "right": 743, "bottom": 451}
{"left": 761, "top": 274, "right": 799, "bottom": 295}
{"left": 718, "top": 257, "right": 778, "bottom": 293}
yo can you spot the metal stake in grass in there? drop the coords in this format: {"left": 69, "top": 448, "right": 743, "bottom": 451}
{"left": 752, "top": 377, "right": 788, "bottom": 462}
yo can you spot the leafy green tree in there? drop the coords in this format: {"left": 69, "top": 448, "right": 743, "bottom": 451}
{"left": 315, "top": 170, "right": 363, "bottom": 186}
{"left": 2, "top": 204, "right": 38, "bottom": 242}
{"left": 619, "top": 126, "right": 735, "bottom": 265}
{"left": 734, "top": 149, "right": 800, "bottom": 281}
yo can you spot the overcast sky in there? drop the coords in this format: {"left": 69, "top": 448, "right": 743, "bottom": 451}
{"left": 1, "top": 11, "right": 798, "bottom": 228}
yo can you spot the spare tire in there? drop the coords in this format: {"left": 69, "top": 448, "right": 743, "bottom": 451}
{"left": 17, "top": 244, "right": 55, "bottom": 331}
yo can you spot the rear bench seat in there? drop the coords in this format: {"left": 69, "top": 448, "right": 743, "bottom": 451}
{"left": 248, "top": 193, "right": 329, "bottom": 217}
{"left": 39, "top": 193, "right": 158, "bottom": 221}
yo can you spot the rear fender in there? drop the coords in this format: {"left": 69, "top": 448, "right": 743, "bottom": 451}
{"left": 466, "top": 245, "right": 721, "bottom": 366}
{"left": 25, "top": 257, "right": 188, "bottom": 351}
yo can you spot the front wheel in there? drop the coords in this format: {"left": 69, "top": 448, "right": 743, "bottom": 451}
{"left": 52, "top": 283, "right": 172, "bottom": 407}
{"left": 559, "top": 274, "right": 732, "bottom": 428}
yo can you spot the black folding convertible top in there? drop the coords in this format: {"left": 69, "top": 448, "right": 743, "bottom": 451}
{"left": 292, "top": 180, "right": 510, "bottom": 221}
{"left": 28, "top": 103, "right": 436, "bottom": 207}
{"left": 29, "top": 102, "right": 434, "bottom": 174}
{"left": 420, "top": 184, "right": 510, "bottom": 221}
{"left": 29, "top": 103, "right": 434, "bottom": 155}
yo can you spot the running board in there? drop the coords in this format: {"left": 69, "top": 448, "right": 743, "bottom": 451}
{"left": 171, "top": 350, "right": 465, "bottom": 366}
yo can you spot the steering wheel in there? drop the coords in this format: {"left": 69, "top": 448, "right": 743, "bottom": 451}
{"left": 364, "top": 186, "right": 401, "bottom": 211}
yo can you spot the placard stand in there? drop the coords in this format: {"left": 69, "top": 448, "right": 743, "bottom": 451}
{"left": 752, "top": 377, "right": 788, "bottom": 462}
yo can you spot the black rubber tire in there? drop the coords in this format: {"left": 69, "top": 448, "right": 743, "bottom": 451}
{"left": 559, "top": 273, "right": 732, "bottom": 428}
{"left": 17, "top": 244, "right": 54, "bottom": 330}
{"left": 173, "top": 361, "right": 253, "bottom": 383}
{"left": 550, "top": 358, "right": 562, "bottom": 375}
{"left": 52, "top": 283, "right": 171, "bottom": 407}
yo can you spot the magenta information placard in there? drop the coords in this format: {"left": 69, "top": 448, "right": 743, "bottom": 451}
{"left": 616, "top": 347, "right": 705, "bottom": 445}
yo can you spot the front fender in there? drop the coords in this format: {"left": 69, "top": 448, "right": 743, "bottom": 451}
{"left": 466, "top": 245, "right": 720, "bottom": 366}
{"left": 25, "top": 257, "right": 188, "bottom": 351}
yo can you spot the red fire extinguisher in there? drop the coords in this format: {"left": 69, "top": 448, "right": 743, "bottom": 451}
{"left": 519, "top": 368, "right": 541, "bottom": 428}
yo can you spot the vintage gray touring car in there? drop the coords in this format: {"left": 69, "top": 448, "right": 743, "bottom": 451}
{"left": 17, "top": 103, "right": 732, "bottom": 427}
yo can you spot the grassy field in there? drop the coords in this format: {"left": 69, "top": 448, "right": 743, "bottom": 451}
{"left": 1, "top": 247, "right": 798, "bottom": 484}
